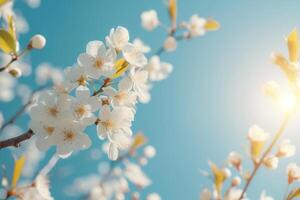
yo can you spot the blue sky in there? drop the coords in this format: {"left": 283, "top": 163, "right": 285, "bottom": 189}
{"left": 3, "top": 0, "right": 300, "bottom": 199}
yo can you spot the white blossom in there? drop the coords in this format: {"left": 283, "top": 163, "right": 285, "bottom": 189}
{"left": 141, "top": 10, "right": 159, "bottom": 31}
{"left": 277, "top": 139, "right": 296, "bottom": 158}
{"left": 287, "top": 163, "right": 300, "bottom": 184}
{"left": 133, "top": 38, "right": 151, "bottom": 53}
{"left": 146, "top": 193, "right": 161, "bottom": 200}
{"left": 123, "top": 43, "right": 147, "bottom": 67}
{"left": 145, "top": 56, "right": 173, "bottom": 81}
{"left": 104, "top": 77, "right": 137, "bottom": 108}
{"left": 78, "top": 40, "right": 116, "bottom": 79}
{"left": 125, "top": 162, "right": 151, "bottom": 188}
{"left": 200, "top": 188, "right": 212, "bottom": 200}
{"left": 106, "top": 26, "right": 129, "bottom": 51}
{"left": 163, "top": 36, "right": 177, "bottom": 52}
{"left": 186, "top": 14, "right": 206, "bottom": 37}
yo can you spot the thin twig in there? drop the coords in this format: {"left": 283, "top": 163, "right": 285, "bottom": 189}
{"left": 0, "top": 129, "right": 34, "bottom": 149}
{"left": 238, "top": 113, "right": 291, "bottom": 199}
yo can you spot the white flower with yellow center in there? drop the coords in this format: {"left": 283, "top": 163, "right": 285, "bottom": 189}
{"left": 126, "top": 70, "right": 151, "bottom": 103}
{"left": 140, "top": 10, "right": 159, "bottom": 31}
{"left": 145, "top": 56, "right": 173, "bottom": 81}
{"left": 106, "top": 26, "right": 129, "bottom": 52}
{"left": 78, "top": 41, "right": 116, "bottom": 79}
{"left": 187, "top": 14, "right": 206, "bottom": 37}
{"left": 71, "top": 86, "right": 100, "bottom": 125}
{"left": 97, "top": 105, "right": 133, "bottom": 160}
{"left": 104, "top": 78, "right": 137, "bottom": 108}
{"left": 53, "top": 121, "right": 91, "bottom": 157}
{"left": 29, "top": 91, "right": 72, "bottom": 124}
{"left": 65, "top": 64, "right": 89, "bottom": 88}
{"left": 123, "top": 43, "right": 147, "bottom": 68}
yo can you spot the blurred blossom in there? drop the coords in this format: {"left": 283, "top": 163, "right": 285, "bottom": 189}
{"left": 22, "top": 138, "right": 45, "bottom": 178}
{"left": 35, "top": 63, "right": 64, "bottom": 85}
{"left": 133, "top": 38, "right": 151, "bottom": 53}
{"left": 146, "top": 193, "right": 161, "bottom": 200}
{"left": 144, "top": 145, "right": 156, "bottom": 158}
{"left": 17, "top": 84, "right": 32, "bottom": 104}
{"left": 231, "top": 176, "right": 241, "bottom": 187}
{"left": 276, "top": 139, "right": 296, "bottom": 158}
{"left": 287, "top": 163, "right": 300, "bottom": 184}
{"left": 25, "top": 0, "right": 41, "bottom": 8}
{"left": 163, "top": 36, "right": 177, "bottom": 52}
{"left": 200, "top": 188, "right": 211, "bottom": 200}
{"left": 0, "top": 72, "right": 16, "bottom": 102}
{"left": 263, "top": 155, "right": 279, "bottom": 170}
{"left": 145, "top": 56, "right": 172, "bottom": 81}
{"left": 0, "top": 112, "right": 3, "bottom": 128}
{"left": 14, "top": 13, "right": 29, "bottom": 34}
{"left": 262, "top": 81, "right": 280, "bottom": 100}
{"left": 141, "top": 10, "right": 159, "bottom": 31}
{"left": 186, "top": 14, "right": 206, "bottom": 37}
{"left": 227, "top": 151, "right": 242, "bottom": 171}
{"left": 260, "top": 190, "right": 274, "bottom": 200}
{"left": 124, "top": 162, "right": 151, "bottom": 188}
{"left": 248, "top": 125, "right": 270, "bottom": 160}
{"left": 224, "top": 188, "right": 245, "bottom": 200}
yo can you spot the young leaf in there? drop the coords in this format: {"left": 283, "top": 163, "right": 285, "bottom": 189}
{"left": 287, "top": 188, "right": 300, "bottom": 200}
{"left": 0, "top": 29, "right": 17, "bottom": 54}
{"left": 0, "top": 0, "right": 10, "bottom": 7}
{"left": 7, "top": 15, "right": 16, "bottom": 41}
{"left": 111, "top": 58, "right": 129, "bottom": 79}
{"left": 131, "top": 133, "right": 147, "bottom": 150}
{"left": 11, "top": 155, "right": 25, "bottom": 188}
{"left": 169, "top": 0, "right": 177, "bottom": 26}
{"left": 204, "top": 19, "right": 220, "bottom": 31}
{"left": 287, "top": 29, "right": 299, "bottom": 63}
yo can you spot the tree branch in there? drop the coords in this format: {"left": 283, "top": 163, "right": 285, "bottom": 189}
{"left": 0, "top": 129, "right": 34, "bottom": 149}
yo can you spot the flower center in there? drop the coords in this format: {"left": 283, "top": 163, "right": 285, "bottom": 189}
{"left": 48, "top": 106, "right": 59, "bottom": 117}
{"left": 94, "top": 58, "right": 104, "bottom": 69}
{"left": 43, "top": 126, "right": 55, "bottom": 136}
{"left": 101, "top": 120, "right": 115, "bottom": 130}
{"left": 77, "top": 75, "right": 87, "bottom": 86}
{"left": 114, "top": 92, "right": 127, "bottom": 102}
{"left": 75, "top": 105, "right": 87, "bottom": 118}
{"left": 63, "top": 131, "right": 76, "bottom": 141}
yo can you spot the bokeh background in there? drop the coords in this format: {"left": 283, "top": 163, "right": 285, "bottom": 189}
{"left": 2, "top": 0, "right": 300, "bottom": 199}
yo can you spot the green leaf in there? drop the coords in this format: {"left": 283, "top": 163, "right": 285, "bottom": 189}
{"left": 0, "top": 29, "right": 17, "bottom": 54}
{"left": 287, "top": 188, "right": 300, "bottom": 200}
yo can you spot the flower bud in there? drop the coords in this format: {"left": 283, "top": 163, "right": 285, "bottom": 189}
{"left": 263, "top": 155, "right": 278, "bottom": 170}
{"left": 221, "top": 168, "right": 231, "bottom": 179}
{"left": 29, "top": 34, "right": 46, "bottom": 49}
{"left": 227, "top": 151, "right": 242, "bottom": 171}
{"left": 144, "top": 145, "right": 156, "bottom": 158}
{"left": 8, "top": 68, "right": 22, "bottom": 78}
{"left": 231, "top": 176, "right": 241, "bottom": 187}
{"left": 163, "top": 36, "right": 177, "bottom": 52}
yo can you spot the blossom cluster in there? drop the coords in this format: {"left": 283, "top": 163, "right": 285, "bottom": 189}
{"left": 28, "top": 26, "right": 173, "bottom": 160}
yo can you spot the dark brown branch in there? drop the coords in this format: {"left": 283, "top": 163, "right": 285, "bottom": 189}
{"left": 0, "top": 129, "right": 34, "bottom": 149}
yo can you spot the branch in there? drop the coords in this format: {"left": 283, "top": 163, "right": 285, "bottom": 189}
{"left": 0, "top": 129, "right": 34, "bottom": 149}
{"left": 238, "top": 113, "right": 291, "bottom": 199}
